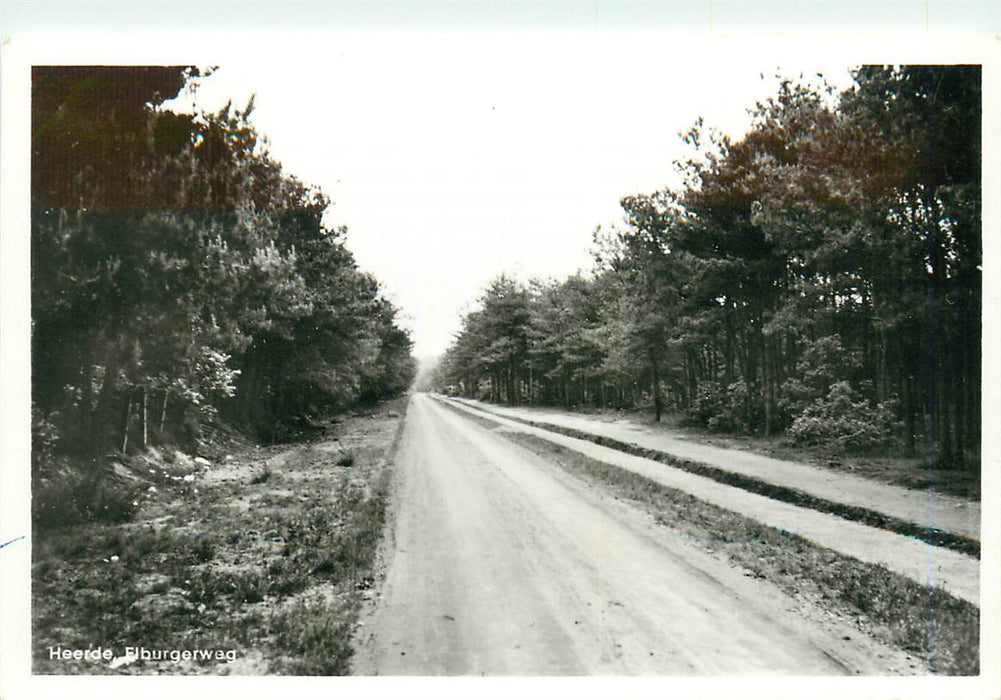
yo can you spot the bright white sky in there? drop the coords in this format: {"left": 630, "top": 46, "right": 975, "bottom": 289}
{"left": 171, "top": 35, "right": 854, "bottom": 357}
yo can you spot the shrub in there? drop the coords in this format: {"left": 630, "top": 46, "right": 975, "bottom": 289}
{"left": 797, "top": 335, "right": 859, "bottom": 394}
{"left": 788, "top": 381, "right": 900, "bottom": 454}
{"left": 33, "top": 462, "right": 140, "bottom": 528}
{"left": 684, "top": 379, "right": 760, "bottom": 433}
{"left": 773, "top": 335, "right": 862, "bottom": 432}
{"left": 250, "top": 467, "right": 272, "bottom": 484}
{"left": 684, "top": 380, "right": 725, "bottom": 428}
{"left": 775, "top": 377, "right": 813, "bottom": 429}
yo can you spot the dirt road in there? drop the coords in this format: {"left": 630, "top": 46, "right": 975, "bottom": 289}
{"left": 355, "top": 394, "right": 918, "bottom": 675}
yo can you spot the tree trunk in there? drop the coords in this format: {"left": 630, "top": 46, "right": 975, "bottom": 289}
{"left": 92, "top": 357, "right": 120, "bottom": 453}
{"left": 160, "top": 392, "right": 168, "bottom": 433}
{"left": 527, "top": 362, "right": 533, "bottom": 405}
{"left": 140, "top": 386, "right": 148, "bottom": 449}
{"left": 121, "top": 394, "right": 133, "bottom": 453}
{"left": 652, "top": 357, "right": 662, "bottom": 422}
{"left": 903, "top": 369, "right": 916, "bottom": 457}
{"left": 763, "top": 339, "right": 774, "bottom": 435}
{"left": 77, "top": 361, "right": 95, "bottom": 447}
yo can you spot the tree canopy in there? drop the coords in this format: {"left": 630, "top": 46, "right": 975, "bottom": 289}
{"left": 32, "top": 66, "right": 416, "bottom": 458}
{"left": 435, "top": 66, "right": 981, "bottom": 468}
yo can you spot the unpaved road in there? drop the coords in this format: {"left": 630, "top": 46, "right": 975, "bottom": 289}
{"left": 355, "top": 394, "right": 918, "bottom": 675}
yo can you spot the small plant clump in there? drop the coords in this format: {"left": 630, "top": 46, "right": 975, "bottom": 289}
{"left": 789, "top": 381, "right": 901, "bottom": 454}
{"left": 250, "top": 467, "right": 272, "bottom": 485}
{"left": 34, "top": 463, "right": 141, "bottom": 529}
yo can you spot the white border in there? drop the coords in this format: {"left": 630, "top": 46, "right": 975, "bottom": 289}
{"left": 2, "top": 31, "right": 999, "bottom": 700}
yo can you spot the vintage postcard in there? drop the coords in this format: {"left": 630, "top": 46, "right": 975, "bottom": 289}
{"left": 1, "top": 17, "right": 999, "bottom": 700}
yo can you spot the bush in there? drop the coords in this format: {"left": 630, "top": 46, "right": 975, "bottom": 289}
{"left": 33, "top": 462, "right": 140, "bottom": 528}
{"left": 788, "top": 381, "right": 900, "bottom": 454}
{"left": 684, "top": 379, "right": 760, "bottom": 433}
{"left": 774, "top": 335, "right": 862, "bottom": 432}
{"left": 250, "top": 467, "right": 272, "bottom": 484}
{"left": 797, "top": 335, "right": 859, "bottom": 394}
{"left": 685, "top": 380, "right": 725, "bottom": 428}
{"left": 775, "top": 377, "right": 813, "bottom": 429}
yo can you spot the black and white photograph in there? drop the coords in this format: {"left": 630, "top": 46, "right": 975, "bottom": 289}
{"left": 1, "top": 5, "right": 999, "bottom": 699}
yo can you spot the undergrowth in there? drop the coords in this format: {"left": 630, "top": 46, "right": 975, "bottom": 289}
{"left": 32, "top": 397, "right": 407, "bottom": 675}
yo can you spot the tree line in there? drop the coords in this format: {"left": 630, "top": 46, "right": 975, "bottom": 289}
{"left": 434, "top": 66, "right": 980, "bottom": 467}
{"left": 32, "top": 66, "right": 416, "bottom": 461}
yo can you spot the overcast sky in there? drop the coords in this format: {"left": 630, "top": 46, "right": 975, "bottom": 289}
{"left": 172, "top": 36, "right": 854, "bottom": 357}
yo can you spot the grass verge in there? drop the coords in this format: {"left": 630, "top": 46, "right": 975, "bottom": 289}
{"left": 444, "top": 402, "right": 979, "bottom": 676}
{"left": 31, "top": 397, "right": 408, "bottom": 675}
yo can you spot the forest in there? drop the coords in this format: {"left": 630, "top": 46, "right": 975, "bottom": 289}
{"left": 434, "top": 66, "right": 981, "bottom": 469}
{"left": 31, "top": 66, "right": 416, "bottom": 465}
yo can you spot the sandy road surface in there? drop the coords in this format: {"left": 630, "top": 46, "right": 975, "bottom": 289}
{"left": 451, "top": 399, "right": 980, "bottom": 540}
{"left": 355, "top": 394, "right": 919, "bottom": 675}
